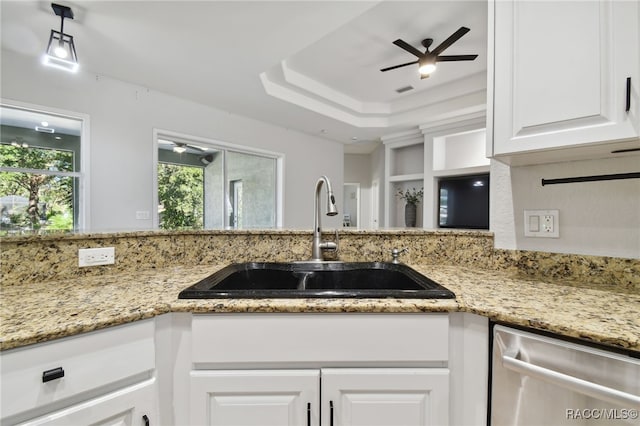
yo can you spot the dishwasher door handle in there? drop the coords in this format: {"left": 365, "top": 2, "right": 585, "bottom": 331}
{"left": 502, "top": 353, "right": 640, "bottom": 408}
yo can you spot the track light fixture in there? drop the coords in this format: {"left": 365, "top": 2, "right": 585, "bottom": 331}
{"left": 43, "top": 3, "right": 79, "bottom": 72}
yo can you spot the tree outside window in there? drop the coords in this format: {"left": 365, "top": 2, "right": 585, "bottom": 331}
{"left": 157, "top": 163, "right": 204, "bottom": 229}
{"left": 1, "top": 106, "right": 83, "bottom": 235}
{"left": 0, "top": 144, "right": 76, "bottom": 233}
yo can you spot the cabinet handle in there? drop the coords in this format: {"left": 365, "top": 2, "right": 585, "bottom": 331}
{"left": 329, "top": 400, "right": 334, "bottom": 426}
{"left": 42, "top": 367, "right": 64, "bottom": 383}
{"left": 626, "top": 77, "right": 631, "bottom": 112}
{"left": 142, "top": 414, "right": 150, "bottom": 426}
{"left": 306, "top": 402, "right": 311, "bottom": 426}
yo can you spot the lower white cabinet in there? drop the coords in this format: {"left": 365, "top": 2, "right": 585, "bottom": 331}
{"left": 1, "top": 312, "right": 488, "bottom": 426}
{"left": 189, "top": 368, "right": 449, "bottom": 426}
{"left": 184, "top": 313, "right": 459, "bottom": 426}
{"left": 190, "top": 370, "right": 319, "bottom": 426}
{"left": 0, "top": 320, "right": 157, "bottom": 426}
{"left": 322, "top": 368, "right": 449, "bottom": 426}
{"left": 13, "top": 379, "right": 157, "bottom": 426}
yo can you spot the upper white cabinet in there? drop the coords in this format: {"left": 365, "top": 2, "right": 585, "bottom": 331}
{"left": 488, "top": 0, "right": 640, "bottom": 165}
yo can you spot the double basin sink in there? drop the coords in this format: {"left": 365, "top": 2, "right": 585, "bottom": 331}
{"left": 178, "top": 261, "right": 455, "bottom": 299}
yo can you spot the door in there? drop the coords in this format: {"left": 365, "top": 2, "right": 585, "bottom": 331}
{"left": 190, "top": 369, "right": 319, "bottom": 426}
{"left": 321, "top": 368, "right": 449, "bottom": 426}
{"left": 491, "top": 0, "right": 639, "bottom": 156}
{"left": 15, "top": 379, "right": 157, "bottom": 426}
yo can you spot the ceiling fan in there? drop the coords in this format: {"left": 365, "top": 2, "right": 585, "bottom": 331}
{"left": 380, "top": 26, "right": 478, "bottom": 79}
{"left": 158, "top": 140, "right": 216, "bottom": 164}
{"left": 158, "top": 139, "right": 206, "bottom": 154}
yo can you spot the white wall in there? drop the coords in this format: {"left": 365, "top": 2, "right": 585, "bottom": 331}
{"left": 1, "top": 49, "right": 343, "bottom": 231}
{"left": 491, "top": 156, "right": 640, "bottom": 258}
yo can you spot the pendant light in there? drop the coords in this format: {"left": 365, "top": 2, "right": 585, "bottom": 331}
{"left": 43, "top": 3, "right": 79, "bottom": 72}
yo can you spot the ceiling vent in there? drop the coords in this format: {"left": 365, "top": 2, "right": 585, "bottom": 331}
{"left": 395, "top": 85, "right": 414, "bottom": 94}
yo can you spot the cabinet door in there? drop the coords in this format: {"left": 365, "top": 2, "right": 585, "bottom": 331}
{"left": 1, "top": 320, "right": 155, "bottom": 422}
{"left": 14, "top": 379, "right": 157, "bottom": 426}
{"left": 190, "top": 369, "right": 319, "bottom": 426}
{"left": 491, "top": 0, "right": 639, "bottom": 157}
{"left": 321, "top": 368, "right": 449, "bottom": 426}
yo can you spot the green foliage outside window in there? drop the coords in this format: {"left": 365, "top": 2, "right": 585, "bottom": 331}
{"left": 0, "top": 143, "right": 75, "bottom": 233}
{"left": 157, "top": 163, "right": 204, "bottom": 229}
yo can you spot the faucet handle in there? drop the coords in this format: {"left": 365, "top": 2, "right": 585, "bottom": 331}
{"left": 319, "top": 229, "right": 339, "bottom": 254}
{"left": 391, "top": 247, "right": 408, "bottom": 264}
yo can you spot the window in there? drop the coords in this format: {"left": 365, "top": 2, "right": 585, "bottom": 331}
{"left": 157, "top": 163, "right": 204, "bottom": 229}
{"left": 155, "top": 132, "right": 281, "bottom": 230}
{"left": 0, "top": 105, "right": 84, "bottom": 234}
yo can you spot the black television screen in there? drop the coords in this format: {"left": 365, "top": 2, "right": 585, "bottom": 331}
{"left": 438, "top": 173, "right": 489, "bottom": 229}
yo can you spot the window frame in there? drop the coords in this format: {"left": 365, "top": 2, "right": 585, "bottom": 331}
{"left": 0, "top": 100, "right": 90, "bottom": 232}
{"left": 152, "top": 129, "right": 284, "bottom": 230}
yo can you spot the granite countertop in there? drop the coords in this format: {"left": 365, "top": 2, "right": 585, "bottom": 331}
{"left": 1, "top": 264, "right": 638, "bottom": 352}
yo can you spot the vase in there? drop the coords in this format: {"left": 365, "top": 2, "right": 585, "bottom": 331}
{"left": 404, "top": 203, "right": 417, "bottom": 227}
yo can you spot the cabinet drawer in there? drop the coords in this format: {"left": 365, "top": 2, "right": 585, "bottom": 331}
{"left": 192, "top": 313, "right": 449, "bottom": 366}
{"left": 0, "top": 319, "right": 155, "bottom": 420}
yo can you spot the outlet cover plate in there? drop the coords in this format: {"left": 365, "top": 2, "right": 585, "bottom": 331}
{"left": 78, "top": 247, "right": 115, "bottom": 267}
{"left": 524, "top": 210, "right": 559, "bottom": 238}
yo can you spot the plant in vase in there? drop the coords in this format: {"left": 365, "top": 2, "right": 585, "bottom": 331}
{"left": 396, "top": 187, "right": 423, "bottom": 227}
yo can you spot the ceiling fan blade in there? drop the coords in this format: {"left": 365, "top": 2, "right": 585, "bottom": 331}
{"left": 431, "top": 27, "right": 470, "bottom": 56}
{"left": 420, "top": 73, "right": 430, "bottom": 80}
{"left": 380, "top": 60, "right": 419, "bottom": 72}
{"left": 392, "top": 39, "right": 425, "bottom": 58}
{"left": 187, "top": 144, "right": 207, "bottom": 152}
{"left": 436, "top": 54, "right": 478, "bottom": 62}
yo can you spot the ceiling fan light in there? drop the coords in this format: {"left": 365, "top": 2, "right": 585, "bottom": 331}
{"left": 418, "top": 62, "right": 436, "bottom": 76}
{"left": 173, "top": 145, "right": 186, "bottom": 154}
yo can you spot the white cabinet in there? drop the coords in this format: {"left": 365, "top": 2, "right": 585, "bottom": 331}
{"left": 12, "top": 379, "right": 156, "bottom": 426}
{"left": 0, "top": 320, "right": 157, "bottom": 426}
{"left": 1, "top": 312, "right": 489, "bottom": 426}
{"left": 189, "top": 368, "right": 448, "bottom": 426}
{"left": 322, "top": 368, "right": 449, "bottom": 426}
{"left": 190, "top": 370, "right": 319, "bottom": 426}
{"left": 489, "top": 0, "right": 640, "bottom": 165}
{"left": 187, "top": 313, "right": 452, "bottom": 425}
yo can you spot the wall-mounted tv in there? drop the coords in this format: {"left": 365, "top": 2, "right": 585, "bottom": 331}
{"left": 438, "top": 173, "right": 489, "bottom": 229}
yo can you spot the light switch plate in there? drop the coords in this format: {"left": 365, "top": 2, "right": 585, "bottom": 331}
{"left": 524, "top": 210, "right": 559, "bottom": 238}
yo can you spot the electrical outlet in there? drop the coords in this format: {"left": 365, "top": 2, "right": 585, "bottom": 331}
{"left": 542, "top": 214, "right": 554, "bottom": 233}
{"left": 78, "top": 247, "right": 115, "bottom": 267}
{"left": 136, "top": 211, "right": 150, "bottom": 220}
{"left": 524, "top": 210, "right": 559, "bottom": 238}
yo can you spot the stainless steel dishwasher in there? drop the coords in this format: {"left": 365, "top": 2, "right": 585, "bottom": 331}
{"left": 491, "top": 325, "right": 640, "bottom": 425}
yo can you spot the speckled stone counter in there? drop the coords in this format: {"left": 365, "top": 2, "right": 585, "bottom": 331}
{"left": 1, "top": 263, "right": 638, "bottom": 352}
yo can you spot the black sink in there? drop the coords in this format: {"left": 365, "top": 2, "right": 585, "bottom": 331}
{"left": 178, "top": 262, "right": 455, "bottom": 299}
